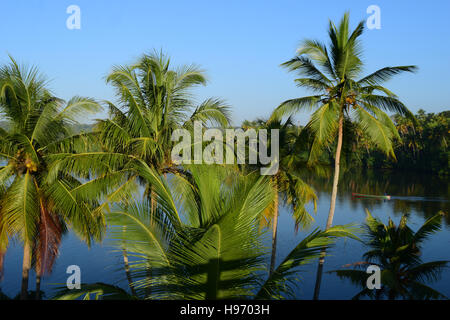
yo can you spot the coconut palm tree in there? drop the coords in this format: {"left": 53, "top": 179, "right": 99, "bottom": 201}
{"left": 330, "top": 210, "right": 448, "bottom": 300}
{"left": 47, "top": 51, "right": 232, "bottom": 294}
{"left": 53, "top": 163, "right": 358, "bottom": 300}
{"left": 0, "top": 57, "right": 104, "bottom": 299}
{"left": 99, "top": 50, "right": 230, "bottom": 171}
{"left": 242, "top": 116, "right": 317, "bottom": 276}
{"left": 49, "top": 50, "right": 231, "bottom": 213}
{"left": 272, "top": 13, "right": 417, "bottom": 299}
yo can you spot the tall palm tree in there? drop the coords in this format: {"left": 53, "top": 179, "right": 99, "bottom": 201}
{"left": 331, "top": 210, "right": 448, "bottom": 300}
{"left": 47, "top": 51, "right": 232, "bottom": 294}
{"left": 0, "top": 57, "right": 104, "bottom": 299}
{"left": 272, "top": 13, "right": 417, "bottom": 299}
{"left": 49, "top": 50, "right": 231, "bottom": 211}
{"left": 242, "top": 117, "right": 317, "bottom": 276}
{"left": 100, "top": 49, "right": 230, "bottom": 169}
{"left": 54, "top": 163, "right": 358, "bottom": 300}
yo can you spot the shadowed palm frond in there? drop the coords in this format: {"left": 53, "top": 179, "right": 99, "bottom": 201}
{"left": 331, "top": 210, "right": 448, "bottom": 300}
{"left": 256, "top": 225, "right": 360, "bottom": 299}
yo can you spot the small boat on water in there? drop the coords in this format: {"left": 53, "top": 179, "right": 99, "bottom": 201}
{"left": 352, "top": 193, "right": 391, "bottom": 200}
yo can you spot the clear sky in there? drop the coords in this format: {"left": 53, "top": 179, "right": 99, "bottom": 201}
{"left": 1, "top": 0, "right": 449, "bottom": 125}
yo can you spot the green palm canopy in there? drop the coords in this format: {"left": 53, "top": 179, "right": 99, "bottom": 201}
{"left": 0, "top": 56, "right": 104, "bottom": 299}
{"left": 53, "top": 164, "right": 359, "bottom": 300}
{"left": 273, "top": 12, "right": 417, "bottom": 163}
{"left": 271, "top": 12, "right": 417, "bottom": 299}
{"left": 47, "top": 50, "right": 232, "bottom": 217}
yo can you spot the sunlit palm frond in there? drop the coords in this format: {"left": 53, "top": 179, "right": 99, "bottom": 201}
{"left": 53, "top": 283, "right": 135, "bottom": 300}
{"left": 272, "top": 96, "right": 321, "bottom": 120}
{"left": 1, "top": 173, "right": 40, "bottom": 244}
{"left": 184, "top": 98, "right": 231, "bottom": 129}
{"left": 358, "top": 66, "right": 418, "bottom": 86}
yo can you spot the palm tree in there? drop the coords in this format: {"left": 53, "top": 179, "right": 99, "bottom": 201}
{"left": 394, "top": 113, "right": 420, "bottom": 160}
{"left": 272, "top": 13, "right": 417, "bottom": 299}
{"left": 47, "top": 51, "right": 231, "bottom": 294}
{"left": 242, "top": 117, "right": 317, "bottom": 276}
{"left": 0, "top": 57, "right": 104, "bottom": 299}
{"left": 100, "top": 49, "right": 230, "bottom": 170}
{"left": 54, "top": 163, "right": 358, "bottom": 300}
{"left": 49, "top": 50, "right": 231, "bottom": 211}
{"left": 331, "top": 210, "right": 448, "bottom": 300}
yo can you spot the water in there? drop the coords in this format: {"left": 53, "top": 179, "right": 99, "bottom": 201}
{"left": 276, "top": 169, "right": 450, "bottom": 299}
{"left": 0, "top": 169, "right": 449, "bottom": 299}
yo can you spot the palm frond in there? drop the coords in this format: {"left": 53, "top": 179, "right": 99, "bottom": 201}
{"left": 1, "top": 173, "right": 40, "bottom": 244}
{"left": 256, "top": 224, "right": 360, "bottom": 299}
{"left": 53, "top": 283, "right": 135, "bottom": 300}
{"left": 358, "top": 66, "right": 418, "bottom": 86}
{"left": 272, "top": 96, "right": 321, "bottom": 120}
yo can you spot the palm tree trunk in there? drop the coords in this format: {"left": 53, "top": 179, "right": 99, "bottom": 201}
{"left": 120, "top": 223, "right": 137, "bottom": 297}
{"left": 269, "top": 191, "right": 279, "bottom": 275}
{"left": 123, "top": 249, "right": 137, "bottom": 296}
{"left": 20, "top": 241, "right": 32, "bottom": 300}
{"left": 145, "top": 187, "right": 157, "bottom": 297}
{"left": 313, "top": 114, "right": 344, "bottom": 300}
{"left": 324, "top": 115, "right": 343, "bottom": 230}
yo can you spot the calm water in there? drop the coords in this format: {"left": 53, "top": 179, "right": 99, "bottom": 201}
{"left": 1, "top": 169, "right": 449, "bottom": 299}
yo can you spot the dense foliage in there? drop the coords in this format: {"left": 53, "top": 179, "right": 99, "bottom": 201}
{"left": 331, "top": 211, "right": 449, "bottom": 300}
{"left": 285, "top": 110, "right": 449, "bottom": 175}
{"left": 0, "top": 13, "right": 448, "bottom": 301}
{"left": 365, "top": 110, "right": 449, "bottom": 175}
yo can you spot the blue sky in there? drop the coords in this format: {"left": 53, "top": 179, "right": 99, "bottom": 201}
{"left": 1, "top": 0, "right": 449, "bottom": 125}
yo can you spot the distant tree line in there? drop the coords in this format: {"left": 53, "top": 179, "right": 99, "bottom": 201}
{"left": 249, "top": 109, "right": 448, "bottom": 176}
{"left": 351, "top": 109, "right": 448, "bottom": 175}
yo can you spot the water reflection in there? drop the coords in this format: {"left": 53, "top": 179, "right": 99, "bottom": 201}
{"left": 0, "top": 167, "right": 448, "bottom": 299}
{"left": 331, "top": 211, "right": 448, "bottom": 300}
{"left": 300, "top": 168, "right": 449, "bottom": 224}
{"left": 274, "top": 168, "right": 449, "bottom": 299}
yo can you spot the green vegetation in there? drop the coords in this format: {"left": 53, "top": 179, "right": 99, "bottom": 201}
{"left": 0, "top": 13, "right": 448, "bottom": 301}
{"left": 289, "top": 109, "right": 449, "bottom": 176}
{"left": 331, "top": 211, "right": 449, "bottom": 300}
{"left": 272, "top": 12, "right": 417, "bottom": 299}
{"left": 0, "top": 57, "right": 103, "bottom": 299}
{"left": 54, "top": 165, "right": 358, "bottom": 300}
{"left": 242, "top": 117, "right": 317, "bottom": 276}
{"left": 361, "top": 110, "right": 449, "bottom": 175}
